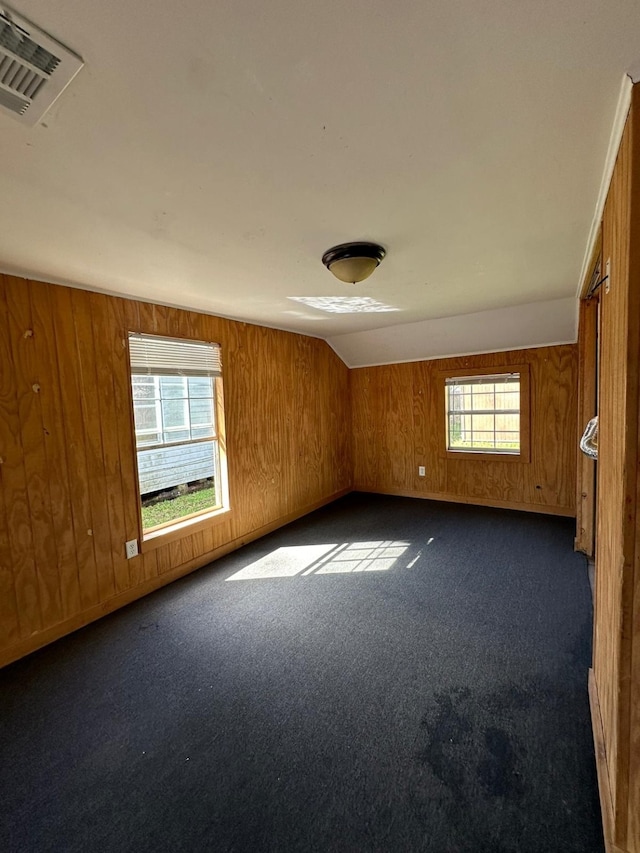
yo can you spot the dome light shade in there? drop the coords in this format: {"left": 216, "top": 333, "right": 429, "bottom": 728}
{"left": 322, "top": 242, "right": 386, "bottom": 284}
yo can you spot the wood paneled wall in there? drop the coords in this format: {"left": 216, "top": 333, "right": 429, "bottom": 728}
{"left": 588, "top": 84, "right": 640, "bottom": 853}
{"left": 0, "top": 278, "right": 582, "bottom": 671}
{"left": 0, "top": 275, "right": 352, "bottom": 665}
{"left": 351, "top": 345, "right": 577, "bottom": 516}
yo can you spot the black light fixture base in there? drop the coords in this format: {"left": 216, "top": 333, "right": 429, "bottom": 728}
{"left": 322, "top": 242, "right": 386, "bottom": 269}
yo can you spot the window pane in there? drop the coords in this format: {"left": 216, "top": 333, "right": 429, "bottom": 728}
{"left": 472, "top": 391, "right": 494, "bottom": 410}
{"left": 188, "top": 376, "right": 213, "bottom": 398}
{"left": 134, "top": 402, "right": 158, "bottom": 431}
{"left": 495, "top": 413, "right": 519, "bottom": 432}
{"left": 132, "top": 376, "right": 156, "bottom": 400}
{"left": 138, "top": 439, "right": 220, "bottom": 530}
{"left": 159, "top": 376, "right": 187, "bottom": 399}
{"left": 162, "top": 398, "right": 187, "bottom": 429}
{"left": 446, "top": 374, "right": 521, "bottom": 453}
{"left": 448, "top": 415, "right": 463, "bottom": 446}
{"left": 472, "top": 414, "right": 494, "bottom": 431}
{"left": 136, "top": 434, "right": 162, "bottom": 448}
{"left": 191, "top": 426, "right": 215, "bottom": 440}
{"left": 470, "top": 430, "right": 495, "bottom": 445}
{"left": 189, "top": 397, "right": 214, "bottom": 427}
{"left": 499, "top": 432, "right": 520, "bottom": 446}
{"left": 163, "top": 428, "right": 191, "bottom": 444}
{"left": 494, "top": 391, "right": 519, "bottom": 410}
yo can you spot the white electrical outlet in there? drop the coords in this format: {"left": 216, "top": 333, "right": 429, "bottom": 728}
{"left": 418, "top": 466, "right": 426, "bottom": 477}
{"left": 125, "top": 539, "right": 139, "bottom": 559}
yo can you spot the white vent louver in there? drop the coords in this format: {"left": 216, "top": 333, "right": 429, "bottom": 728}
{"left": 0, "top": 5, "right": 83, "bottom": 125}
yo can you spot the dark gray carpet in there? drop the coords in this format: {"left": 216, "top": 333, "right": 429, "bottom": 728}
{"left": 0, "top": 493, "right": 603, "bottom": 852}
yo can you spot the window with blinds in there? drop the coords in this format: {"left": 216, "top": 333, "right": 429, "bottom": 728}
{"left": 445, "top": 372, "right": 521, "bottom": 454}
{"left": 128, "top": 333, "right": 227, "bottom": 534}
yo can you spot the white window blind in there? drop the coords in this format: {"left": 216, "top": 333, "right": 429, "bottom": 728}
{"left": 445, "top": 373, "right": 519, "bottom": 388}
{"left": 128, "top": 333, "right": 222, "bottom": 377}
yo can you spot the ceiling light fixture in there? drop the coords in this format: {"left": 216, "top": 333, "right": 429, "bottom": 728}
{"left": 322, "top": 241, "right": 386, "bottom": 284}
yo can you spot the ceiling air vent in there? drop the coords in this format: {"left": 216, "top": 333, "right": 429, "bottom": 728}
{"left": 0, "top": 5, "right": 83, "bottom": 125}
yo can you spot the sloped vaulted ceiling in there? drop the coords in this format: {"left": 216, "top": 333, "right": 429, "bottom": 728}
{"left": 0, "top": 0, "right": 639, "bottom": 365}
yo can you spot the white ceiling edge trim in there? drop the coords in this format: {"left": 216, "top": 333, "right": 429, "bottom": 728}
{"left": 332, "top": 339, "right": 579, "bottom": 371}
{"left": 0, "top": 266, "right": 329, "bottom": 344}
{"left": 327, "top": 297, "right": 578, "bottom": 369}
{"left": 576, "top": 73, "right": 633, "bottom": 296}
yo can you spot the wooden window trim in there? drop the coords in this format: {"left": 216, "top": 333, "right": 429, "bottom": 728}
{"left": 141, "top": 504, "right": 233, "bottom": 552}
{"left": 437, "top": 363, "right": 531, "bottom": 463}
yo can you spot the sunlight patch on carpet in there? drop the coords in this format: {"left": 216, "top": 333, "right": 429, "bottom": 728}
{"left": 226, "top": 541, "right": 411, "bottom": 581}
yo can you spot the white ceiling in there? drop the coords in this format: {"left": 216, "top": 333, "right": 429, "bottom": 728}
{"left": 1, "top": 0, "right": 639, "bottom": 364}
{"left": 330, "top": 296, "right": 578, "bottom": 368}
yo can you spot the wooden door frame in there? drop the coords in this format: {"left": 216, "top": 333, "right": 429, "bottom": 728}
{"left": 575, "top": 233, "right": 602, "bottom": 557}
{"left": 575, "top": 296, "right": 599, "bottom": 556}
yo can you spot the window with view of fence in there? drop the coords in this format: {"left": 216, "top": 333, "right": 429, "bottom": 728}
{"left": 446, "top": 373, "right": 520, "bottom": 454}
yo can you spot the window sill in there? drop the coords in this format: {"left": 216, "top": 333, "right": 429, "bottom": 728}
{"left": 444, "top": 449, "right": 530, "bottom": 463}
{"left": 141, "top": 506, "right": 232, "bottom": 551}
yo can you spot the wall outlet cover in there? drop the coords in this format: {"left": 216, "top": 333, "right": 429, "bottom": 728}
{"left": 125, "top": 539, "right": 138, "bottom": 559}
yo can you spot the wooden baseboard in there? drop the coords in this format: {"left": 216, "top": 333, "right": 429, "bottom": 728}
{"left": 589, "top": 669, "right": 625, "bottom": 853}
{"left": 353, "top": 485, "right": 575, "bottom": 518}
{"left": 0, "top": 488, "right": 351, "bottom": 669}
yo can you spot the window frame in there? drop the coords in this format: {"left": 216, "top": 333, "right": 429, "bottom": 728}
{"left": 438, "top": 364, "right": 531, "bottom": 463}
{"left": 127, "top": 334, "right": 230, "bottom": 550}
